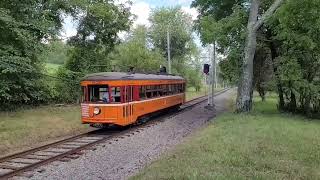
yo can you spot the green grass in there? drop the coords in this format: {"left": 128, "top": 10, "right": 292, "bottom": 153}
{"left": 0, "top": 105, "right": 89, "bottom": 157}
{"left": 45, "top": 63, "right": 61, "bottom": 75}
{"left": 186, "top": 87, "right": 223, "bottom": 101}
{"left": 132, "top": 93, "right": 320, "bottom": 179}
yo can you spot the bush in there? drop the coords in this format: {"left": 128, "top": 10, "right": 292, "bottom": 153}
{"left": 55, "top": 67, "right": 83, "bottom": 103}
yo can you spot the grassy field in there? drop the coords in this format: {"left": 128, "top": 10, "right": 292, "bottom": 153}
{"left": 0, "top": 105, "right": 89, "bottom": 157}
{"left": 185, "top": 86, "right": 223, "bottom": 101}
{"left": 0, "top": 89, "right": 210, "bottom": 157}
{"left": 45, "top": 63, "right": 61, "bottom": 75}
{"left": 132, "top": 94, "right": 320, "bottom": 179}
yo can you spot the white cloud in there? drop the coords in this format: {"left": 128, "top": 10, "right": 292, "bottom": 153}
{"left": 131, "top": 1, "right": 152, "bottom": 27}
{"left": 181, "top": 6, "right": 199, "bottom": 21}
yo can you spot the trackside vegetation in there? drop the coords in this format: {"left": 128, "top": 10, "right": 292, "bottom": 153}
{"left": 193, "top": 0, "right": 320, "bottom": 117}
{"left": 0, "top": 2, "right": 204, "bottom": 110}
{"left": 0, "top": 90, "right": 205, "bottom": 157}
{"left": 0, "top": 105, "right": 89, "bottom": 157}
{"left": 131, "top": 94, "right": 320, "bottom": 179}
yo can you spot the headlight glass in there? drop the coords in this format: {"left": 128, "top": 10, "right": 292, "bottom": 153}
{"left": 93, "top": 107, "right": 101, "bottom": 115}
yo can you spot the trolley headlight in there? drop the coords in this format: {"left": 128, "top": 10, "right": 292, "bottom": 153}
{"left": 93, "top": 107, "right": 101, "bottom": 115}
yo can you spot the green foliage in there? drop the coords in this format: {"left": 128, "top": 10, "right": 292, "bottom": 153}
{"left": 195, "top": 0, "right": 320, "bottom": 117}
{"left": 185, "top": 67, "right": 202, "bottom": 91}
{"left": 148, "top": 7, "right": 203, "bottom": 90}
{"left": 55, "top": 0, "right": 133, "bottom": 103}
{"left": 0, "top": 0, "right": 71, "bottom": 109}
{"left": 65, "top": 0, "right": 132, "bottom": 74}
{"left": 45, "top": 63, "right": 61, "bottom": 75}
{"left": 191, "top": 0, "right": 247, "bottom": 20}
{"left": 55, "top": 67, "right": 82, "bottom": 103}
{"left": 195, "top": 4, "right": 248, "bottom": 86}
{"left": 1, "top": 3, "right": 204, "bottom": 107}
{"left": 109, "top": 23, "right": 203, "bottom": 90}
{"left": 149, "top": 7, "right": 195, "bottom": 75}
{"left": 269, "top": 0, "right": 320, "bottom": 116}
{"left": 108, "top": 26, "right": 165, "bottom": 73}
{"left": 41, "top": 41, "right": 69, "bottom": 64}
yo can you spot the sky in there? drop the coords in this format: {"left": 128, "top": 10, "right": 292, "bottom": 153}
{"left": 60, "top": 0, "right": 199, "bottom": 40}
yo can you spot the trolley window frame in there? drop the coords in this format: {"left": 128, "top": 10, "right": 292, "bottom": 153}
{"left": 138, "top": 83, "right": 185, "bottom": 100}
{"left": 87, "top": 85, "right": 110, "bottom": 103}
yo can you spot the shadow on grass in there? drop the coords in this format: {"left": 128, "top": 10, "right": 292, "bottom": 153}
{"left": 251, "top": 93, "right": 319, "bottom": 121}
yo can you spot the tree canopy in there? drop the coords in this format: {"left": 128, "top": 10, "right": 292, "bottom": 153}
{"left": 149, "top": 7, "right": 195, "bottom": 67}
{"left": 193, "top": 0, "right": 320, "bottom": 117}
{"left": 108, "top": 25, "right": 165, "bottom": 73}
{"left": 0, "top": 2, "right": 205, "bottom": 109}
{"left": 0, "top": 0, "right": 73, "bottom": 108}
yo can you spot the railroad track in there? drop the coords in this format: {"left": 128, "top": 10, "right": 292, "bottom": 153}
{"left": 0, "top": 88, "right": 230, "bottom": 179}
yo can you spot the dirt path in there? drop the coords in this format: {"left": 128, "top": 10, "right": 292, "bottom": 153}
{"left": 15, "top": 89, "right": 233, "bottom": 180}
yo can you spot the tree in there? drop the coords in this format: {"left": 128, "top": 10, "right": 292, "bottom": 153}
{"left": 149, "top": 7, "right": 194, "bottom": 75}
{"left": 55, "top": 0, "right": 133, "bottom": 103}
{"left": 193, "top": 2, "right": 249, "bottom": 88}
{"left": 0, "top": 0, "right": 73, "bottom": 109}
{"left": 146, "top": 7, "right": 203, "bottom": 90}
{"left": 268, "top": 0, "right": 320, "bottom": 116}
{"left": 236, "top": 0, "right": 284, "bottom": 112}
{"left": 40, "top": 40, "right": 69, "bottom": 65}
{"left": 108, "top": 25, "right": 165, "bottom": 73}
{"left": 194, "top": 0, "right": 320, "bottom": 117}
{"left": 65, "top": 0, "right": 132, "bottom": 74}
{"left": 193, "top": 0, "right": 284, "bottom": 112}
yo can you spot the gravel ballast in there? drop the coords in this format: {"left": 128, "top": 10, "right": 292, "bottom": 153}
{"left": 15, "top": 90, "right": 233, "bottom": 180}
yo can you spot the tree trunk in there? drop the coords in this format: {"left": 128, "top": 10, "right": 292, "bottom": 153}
{"left": 236, "top": 0, "right": 284, "bottom": 113}
{"left": 289, "top": 90, "right": 297, "bottom": 112}
{"left": 266, "top": 28, "right": 285, "bottom": 110}
{"left": 258, "top": 85, "right": 266, "bottom": 102}
{"left": 304, "top": 92, "right": 311, "bottom": 117}
{"left": 236, "top": 0, "right": 259, "bottom": 112}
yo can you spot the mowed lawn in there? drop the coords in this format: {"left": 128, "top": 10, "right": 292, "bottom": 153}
{"left": 0, "top": 90, "right": 208, "bottom": 157}
{"left": 132, "top": 94, "right": 320, "bottom": 179}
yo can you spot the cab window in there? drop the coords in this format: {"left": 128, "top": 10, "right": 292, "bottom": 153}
{"left": 88, "top": 85, "right": 109, "bottom": 103}
{"left": 81, "top": 86, "right": 87, "bottom": 102}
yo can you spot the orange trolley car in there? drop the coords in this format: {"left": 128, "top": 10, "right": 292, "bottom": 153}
{"left": 80, "top": 72, "right": 186, "bottom": 127}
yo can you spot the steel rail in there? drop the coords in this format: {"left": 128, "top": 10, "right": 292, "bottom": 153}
{"left": 0, "top": 88, "right": 230, "bottom": 179}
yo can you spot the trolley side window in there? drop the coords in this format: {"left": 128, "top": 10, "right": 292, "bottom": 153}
{"left": 139, "top": 86, "right": 146, "bottom": 100}
{"left": 146, "top": 85, "right": 152, "bottom": 98}
{"left": 162, "top": 85, "right": 168, "bottom": 96}
{"left": 152, "top": 85, "right": 158, "bottom": 97}
{"left": 178, "top": 84, "right": 183, "bottom": 93}
{"left": 88, "top": 85, "right": 109, "bottom": 103}
{"left": 111, "top": 87, "right": 121, "bottom": 103}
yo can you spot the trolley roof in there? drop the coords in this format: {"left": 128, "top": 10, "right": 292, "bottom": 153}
{"left": 82, "top": 72, "right": 185, "bottom": 81}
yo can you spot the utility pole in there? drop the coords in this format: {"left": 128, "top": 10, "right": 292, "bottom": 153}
{"left": 207, "top": 46, "right": 212, "bottom": 106}
{"left": 211, "top": 42, "right": 216, "bottom": 106}
{"left": 167, "top": 27, "right": 171, "bottom": 74}
{"left": 214, "top": 49, "right": 217, "bottom": 88}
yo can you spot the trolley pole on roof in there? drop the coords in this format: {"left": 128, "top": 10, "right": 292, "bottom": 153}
{"left": 167, "top": 27, "right": 172, "bottom": 74}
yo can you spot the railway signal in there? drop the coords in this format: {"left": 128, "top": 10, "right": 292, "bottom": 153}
{"left": 201, "top": 43, "right": 216, "bottom": 109}
{"left": 203, "top": 64, "right": 210, "bottom": 75}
